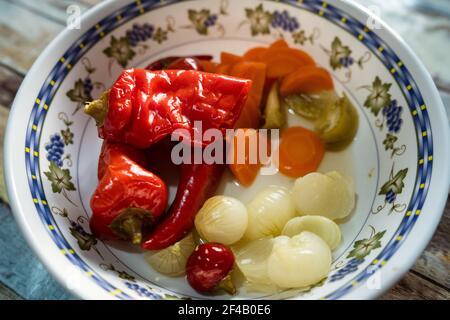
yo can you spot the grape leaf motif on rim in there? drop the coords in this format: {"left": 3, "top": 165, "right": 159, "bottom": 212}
{"left": 364, "top": 76, "right": 392, "bottom": 116}
{"left": 185, "top": 0, "right": 228, "bottom": 36}
{"left": 244, "top": 4, "right": 273, "bottom": 36}
{"left": 240, "top": 3, "right": 319, "bottom": 44}
{"left": 51, "top": 206, "right": 103, "bottom": 258}
{"left": 100, "top": 263, "right": 136, "bottom": 282}
{"left": 322, "top": 37, "right": 371, "bottom": 82}
{"left": 361, "top": 76, "right": 406, "bottom": 158}
{"left": 330, "top": 226, "right": 385, "bottom": 282}
{"left": 66, "top": 58, "right": 105, "bottom": 115}
{"left": 43, "top": 112, "right": 78, "bottom": 207}
{"left": 103, "top": 19, "right": 175, "bottom": 74}
{"left": 373, "top": 166, "right": 408, "bottom": 214}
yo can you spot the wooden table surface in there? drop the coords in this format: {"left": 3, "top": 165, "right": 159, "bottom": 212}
{"left": 0, "top": 0, "right": 448, "bottom": 300}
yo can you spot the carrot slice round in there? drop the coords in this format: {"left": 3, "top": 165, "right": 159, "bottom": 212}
{"left": 276, "top": 126, "right": 324, "bottom": 178}
{"left": 280, "top": 66, "right": 334, "bottom": 96}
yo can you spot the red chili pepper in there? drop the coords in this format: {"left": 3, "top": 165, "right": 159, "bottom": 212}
{"left": 142, "top": 161, "right": 224, "bottom": 250}
{"left": 90, "top": 142, "right": 168, "bottom": 244}
{"left": 85, "top": 69, "right": 251, "bottom": 148}
{"left": 186, "top": 243, "right": 236, "bottom": 294}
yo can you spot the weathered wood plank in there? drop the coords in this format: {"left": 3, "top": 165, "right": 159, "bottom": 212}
{"left": 0, "top": 105, "right": 10, "bottom": 204}
{"left": 0, "top": 282, "right": 23, "bottom": 300}
{"left": 6, "top": 0, "right": 91, "bottom": 25}
{"left": 0, "top": 0, "right": 62, "bottom": 74}
{"left": 0, "top": 203, "right": 74, "bottom": 299}
{"left": 381, "top": 271, "right": 450, "bottom": 300}
{"left": 411, "top": 198, "right": 450, "bottom": 288}
{"left": 0, "top": 64, "right": 23, "bottom": 108}
{"left": 0, "top": 62, "right": 23, "bottom": 204}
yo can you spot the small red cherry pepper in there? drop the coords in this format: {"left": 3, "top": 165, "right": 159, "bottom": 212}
{"left": 85, "top": 68, "right": 251, "bottom": 148}
{"left": 90, "top": 142, "right": 168, "bottom": 244}
{"left": 186, "top": 243, "right": 236, "bottom": 294}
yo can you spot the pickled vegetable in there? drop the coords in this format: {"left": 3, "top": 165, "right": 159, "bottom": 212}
{"left": 315, "top": 94, "right": 358, "bottom": 149}
{"left": 291, "top": 171, "right": 355, "bottom": 220}
{"left": 228, "top": 129, "right": 265, "bottom": 187}
{"left": 284, "top": 91, "right": 337, "bottom": 120}
{"left": 277, "top": 127, "right": 324, "bottom": 178}
{"left": 267, "top": 232, "right": 331, "bottom": 288}
{"left": 263, "top": 82, "right": 286, "bottom": 129}
{"left": 194, "top": 196, "right": 248, "bottom": 245}
{"left": 281, "top": 216, "right": 341, "bottom": 250}
{"left": 144, "top": 233, "right": 196, "bottom": 276}
{"left": 244, "top": 186, "right": 296, "bottom": 241}
{"left": 279, "top": 66, "right": 334, "bottom": 96}
{"left": 233, "top": 237, "right": 278, "bottom": 292}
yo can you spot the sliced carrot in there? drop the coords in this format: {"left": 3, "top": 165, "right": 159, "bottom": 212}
{"left": 235, "top": 100, "right": 261, "bottom": 129}
{"left": 276, "top": 126, "right": 324, "bottom": 178}
{"left": 243, "top": 47, "right": 267, "bottom": 62}
{"left": 265, "top": 47, "right": 315, "bottom": 65}
{"left": 231, "top": 62, "right": 266, "bottom": 107}
{"left": 198, "top": 59, "right": 218, "bottom": 73}
{"left": 279, "top": 66, "right": 334, "bottom": 96}
{"left": 263, "top": 48, "right": 315, "bottom": 79}
{"left": 220, "top": 52, "right": 244, "bottom": 65}
{"left": 264, "top": 56, "right": 305, "bottom": 79}
{"left": 243, "top": 40, "right": 287, "bottom": 62}
{"left": 269, "top": 38, "right": 289, "bottom": 49}
{"left": 228, "top": 129, "right": 269, "bottom": 187}
{"left": 230, "top": 62, "right": 267, "bottom": 128}
{"left": 215, "top": 63, "right": 233, "bottom": 74}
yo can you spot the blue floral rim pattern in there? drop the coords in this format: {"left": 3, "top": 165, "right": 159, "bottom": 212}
{"left": 23, "top": 0, "right": 432, "bottom": 300}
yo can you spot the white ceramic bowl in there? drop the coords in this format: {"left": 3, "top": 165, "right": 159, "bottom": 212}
{"left": 4, "top": 0, "right": 449, "bottom": 300}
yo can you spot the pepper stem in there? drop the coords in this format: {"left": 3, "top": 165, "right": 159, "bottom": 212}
{"left": 109, "top": 208, "right": 152, "bottom": 245}
{"left": 217, "top": 274, "right": 236, "bottom": 295}
{"left": 84, "top": 90, "right": 109, "bottom": 127}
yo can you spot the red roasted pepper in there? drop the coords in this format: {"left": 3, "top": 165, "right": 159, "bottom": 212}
{"left": 90, "top": 142, "right": 168, "bottom": 244}
{"left": 142, "top": 162, "right": 225, "bottom": 250}
{"left": 85, "top": 69, "right": 251, "bottom": 148}
{"left": 85, "top": 67, "right": 251, "bottom": 249}
{"left": 97, "top": 141, "right": 149, "bottom": 180}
